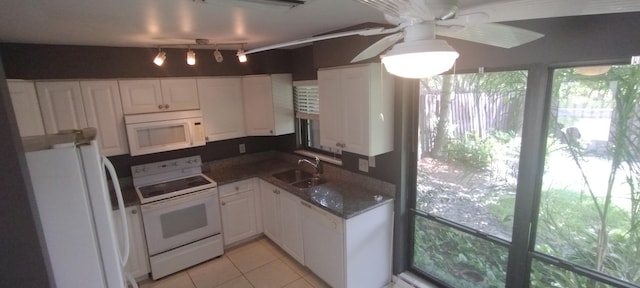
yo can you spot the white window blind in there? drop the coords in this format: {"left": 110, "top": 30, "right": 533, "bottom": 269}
{"left": 294, "top": 80, "right": 319, "bottom": 120}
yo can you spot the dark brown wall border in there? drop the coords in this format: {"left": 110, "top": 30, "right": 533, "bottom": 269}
{"left": 0, "top": 43, "right": 293, "bottom": 79}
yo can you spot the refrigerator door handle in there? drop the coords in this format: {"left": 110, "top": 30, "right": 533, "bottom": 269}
{"left": 103, "top": 156, "right": 130, "bottom": 267}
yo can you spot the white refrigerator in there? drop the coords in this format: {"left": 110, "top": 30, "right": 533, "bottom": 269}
{"left": 23, "top": 129, "right": 137, "bottom": 288}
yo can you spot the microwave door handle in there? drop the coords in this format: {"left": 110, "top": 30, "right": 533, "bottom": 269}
{"left": 103, "top": 156, "right": 130, "bottom": 267}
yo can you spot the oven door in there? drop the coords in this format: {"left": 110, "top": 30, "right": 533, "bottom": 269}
{"left": 141, "top": 188, "right": 221, "bottom": 256}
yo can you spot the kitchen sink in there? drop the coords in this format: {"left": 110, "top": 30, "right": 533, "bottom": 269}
{"left": 272, "top": 169, "right": 313, "bottom": 184}
{"left": 272, "top": 169, "right": 327, "bottom": 189}
{"left": 291, "top": 177, "right": 327, "bottom": 189}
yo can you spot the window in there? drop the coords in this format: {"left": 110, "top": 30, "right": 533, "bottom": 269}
{"left": 294, "top": 81, "right": 341, "bottom": 156}
{"left": 412, "top": 70, "right": 527, "bottom": 287}
{"left": 410, "top": 65, "right": 640, "bottom": 288}
{"left": 533, "top": 65, "right": 640, "bottom": 287}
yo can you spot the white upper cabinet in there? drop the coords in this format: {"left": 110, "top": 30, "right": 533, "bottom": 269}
{"left": 36, "top": 81, "right": 87, "bottom": 134}
{"left": 160, "top": 79, "right": 199, "bottom": 111}
{"left": 119, "top": 79, "right": 163, "bottom": 114}
{"left": 242, "top": 74, "right": 294, "bottom": 136}
{"left": 7, "top": 80, "right": 45, "bottom": 136}
{"left": 80, "top": 80, "right": 129, "bottom": 156}
{"left": 119, "top": 79, "right": 199, "bottom": 114}
{"left": 318, "top": 63, "right": 394, "bottom": 156}
{"left": 197, "top": 77, "right": 246, "bottom": 141}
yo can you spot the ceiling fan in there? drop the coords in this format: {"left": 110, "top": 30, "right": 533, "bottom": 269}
{"left": 245, "top": 0, "right": 640, "bottom": 78}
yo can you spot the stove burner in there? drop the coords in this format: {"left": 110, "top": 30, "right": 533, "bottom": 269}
{"left": 138, "top": 175, "right": 212, "bottom": 199}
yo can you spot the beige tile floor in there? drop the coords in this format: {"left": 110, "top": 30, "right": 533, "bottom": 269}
{"left": 139, "top": 238, "right": 331, "bottom": 288}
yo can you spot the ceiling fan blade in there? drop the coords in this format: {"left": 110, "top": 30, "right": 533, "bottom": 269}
{"left": 351, "top": 32, "right": 404, "bottom": 63}
{"left": 245, "top": 27, "right": 398, "bottom": 54}
{"left": 455, "top": 0, "right": 640, "bottom": 24}
{"left": 436, "top": 23, "right": 544, "bottom": 49}
{"left": 354, "top": 0, "right": 444, "bottom": 22}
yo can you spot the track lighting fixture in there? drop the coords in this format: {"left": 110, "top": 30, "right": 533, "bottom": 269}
{"left": 152, "top": 41, "right": 247, "bottom": 66}
{"left": 214, "top": 48, "right": 223, "bottom": 63}
{"left": 186, "top": 49, "right": 196, "bottom": 65}
{"left": 153, "top": 49, "right": 166, "bottom": 66}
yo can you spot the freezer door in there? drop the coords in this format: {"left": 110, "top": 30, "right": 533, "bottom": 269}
{"left": 26, "top": 143, "right": 109, "bottom": 287}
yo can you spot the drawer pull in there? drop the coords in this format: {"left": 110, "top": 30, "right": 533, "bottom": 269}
{"left": 221, "top": 201, "right": 226, "bottom": 206}
{"left": 131, "top": 209, "right": 137, "bottom": 214}
{"left": 235, "top": 186, "right": 239, "bottom": 191}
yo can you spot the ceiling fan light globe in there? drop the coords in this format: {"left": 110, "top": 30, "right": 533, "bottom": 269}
{"left": 381, "top": 40, "right": 459, "bottom": 78}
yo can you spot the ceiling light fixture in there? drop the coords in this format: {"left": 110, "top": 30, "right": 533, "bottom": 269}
{"left": 186, "top": 49, "right": 196, "bottom": 65}
{"left": 381, "top": 39, "right": 459, "bottom": 79}
{"left": 153, "top": 49, "right": 166, "bottom": 66}
{"left": 214, "top": 47, "right": 224, "bottom": 63}
{"left": 574, "top": 65, "right": 611, "bottom": 76}
{"left": 237, "top": 45, "right": 247, "bottom": 63}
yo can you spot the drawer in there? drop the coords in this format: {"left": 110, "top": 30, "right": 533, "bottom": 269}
{"left": 219, "top": 178, "right": 256, "bottom": 197}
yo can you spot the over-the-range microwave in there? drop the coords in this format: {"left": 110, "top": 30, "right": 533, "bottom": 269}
{"left": 124, "top": 110, "right": 205, "bottom": 156}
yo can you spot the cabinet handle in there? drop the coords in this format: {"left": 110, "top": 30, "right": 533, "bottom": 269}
{"left": 270, "top": 130, "right": 273, "bottom": 134}
{"left": 301, "top": 201, "right": 311, "bottom": 208}
{"left": 131, "top": 209, "right": 137, "bottom": 214}
{"left": 336, "top": 142, "right": 340, "bottom": 147}
{"left": 235, "top": 186, "right": 239, "bottom": 191}
{"left": 273, "top": 189, "right": 280, "bottom": 194}
{"left": 158, "top": 104, "right": 163, "bottom": 110}
{"left": 221, "top": 201, "right": 226, "bottom": 206}
{"left": 164, "top": 104, "right": 170, "bottom": 109}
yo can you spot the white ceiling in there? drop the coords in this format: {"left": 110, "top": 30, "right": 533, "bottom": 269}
{"left": 0, "top": 0, "right": 392, "bottom": 50}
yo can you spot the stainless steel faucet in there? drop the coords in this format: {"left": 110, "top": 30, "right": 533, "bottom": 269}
{"left": 298, "top": 156, "right": 323, "bottom": 176}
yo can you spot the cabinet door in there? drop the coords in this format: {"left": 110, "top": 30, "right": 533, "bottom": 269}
{"left": 113, "top": 206, "right": 150, "bottom": 280}
{"left": 243, "top": 75, "right": 275, "bottom": 136}
{"left": 160, "top": 79, "right": 199, "bottom": 111}
{"left": 36, "top": 81, "right": 87, "bottom": 134}
{"left": 8, "top": 80, "right": 45, "bottom": 136}
{"left": 260, "top": 181, "right": 281, "bottom": 244}
{"left": 81, "top": 81, "right": 129, "bottom": 156}
{"left": 279, "top": 191, "right": 305, "bottom": 264}
{"left": 318, "top": 69, "right": 344, "bottom": 150}
{"left": 197, "top": 78, "right": 245, "bottom": 141}
{"left": 270, "top": 74, "right": 294, "bottom": 135}
{"left": 340, "top": 66, "right": 370, "bottom": 155}
{"left": 220, "top": 190, "right": 257, "bottom": 246}
{"left": 119, "top": 79, "right": 163, "bottom": 114}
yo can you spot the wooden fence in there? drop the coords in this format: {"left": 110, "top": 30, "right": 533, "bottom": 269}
{"left": 421, "top": 91, "right": 525, "bottom": 153}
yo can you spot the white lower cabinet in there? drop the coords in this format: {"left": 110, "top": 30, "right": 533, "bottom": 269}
{"left": 259, "top": 180, "right": 304, "bottom": 264}
{"left": 301, "top": 200, "right": 394, "bottom": 288}
{"left": 219, "top": 178, "right": 261, "bottom": 246}
{"left": 112, "top": 205, "right": 150, "bottom": 281}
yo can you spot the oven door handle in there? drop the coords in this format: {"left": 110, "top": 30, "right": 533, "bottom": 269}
{"left": 141, "top": 189, "right": 217, "bottom": 212}
{"left": 103, "top": 156, "right": 130, "bottom": 267}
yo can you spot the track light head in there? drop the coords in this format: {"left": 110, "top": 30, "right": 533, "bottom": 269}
{"left": 186, "top": 49, "right": 196, "bottom": 65}
{"left": 237, "top": 49, "right": 247, "bottom": 63}
{"left": 214, "top": 49, "right": 224, "bottom": 63}
{"left": 153, "top": 50, "right": 166, "bottom": 66}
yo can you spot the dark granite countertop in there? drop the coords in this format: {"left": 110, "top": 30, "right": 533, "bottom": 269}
{"left": 207, "top": 159, "right": 393, "bottom": 219}
{"left": 111, "top": 157, "right": 394, "bottom": 219}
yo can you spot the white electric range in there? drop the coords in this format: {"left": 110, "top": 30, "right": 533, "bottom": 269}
{"left": 132, "top": 156, "right": 223, "bottom": 280}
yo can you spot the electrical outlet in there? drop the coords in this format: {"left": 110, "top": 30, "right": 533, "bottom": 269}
{"left": 358, "top": 158, "right": 369, "bottom": 172}
{"left": 239, "top": 143, "right": 246, "bottom": 154}
{"left": 369, "top": 156, "right": 376, "bottom": 167}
